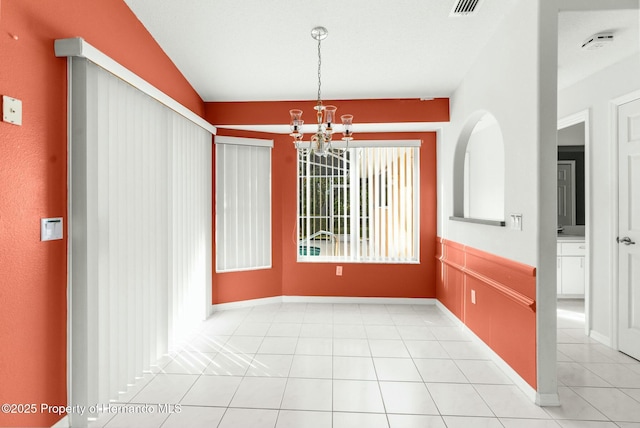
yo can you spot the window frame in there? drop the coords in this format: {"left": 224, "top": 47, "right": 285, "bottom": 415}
{"left": 296, "top": 140, "right": 421, "bottom": 264}
{"left": 215, "top": 136, "right": 273, "bottom": 273}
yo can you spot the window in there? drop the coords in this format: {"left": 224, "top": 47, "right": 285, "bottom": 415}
{"left": 298, "top": 141, "right": 420, "bottom": 263}
{"left": 216, "top": 136, "right": 272, "bottom": 272}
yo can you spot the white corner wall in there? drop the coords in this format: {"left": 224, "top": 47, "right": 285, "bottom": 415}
{"left": 439, "top": 0, "right": 546, "bottom": 265}
{"left": 437, "top": 0, "right": 559, "bottom": 403}
{"left": 558, "top": 52, "right": 640, "bottom": 343}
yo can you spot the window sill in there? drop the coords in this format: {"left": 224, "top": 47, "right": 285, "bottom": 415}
{"left": 297, "top": 257, "right": 420, "bottom": 264}
{"left": 449, "top": 216, "right": 506, "bottom": 227}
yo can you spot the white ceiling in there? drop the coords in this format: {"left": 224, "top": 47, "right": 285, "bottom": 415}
{"left": 558, "top": 8, "right": 639, "bottom": 90}
{"left": 122, "top": 0, "right": 639, "bottom": 102}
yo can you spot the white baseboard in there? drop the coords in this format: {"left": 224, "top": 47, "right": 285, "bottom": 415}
{"left": 51, "top": 415, "right": 69, "bottom": 428}
{"left": 589, "top": 329, "right": 611, "bottom": 347}
{"left": 209, "top": 295, "right": 436, "bottom": 313}
{"left": 282, "top": 296, "right": 437, "bottom": 305}
{"left": 537, "top": 392, "right": 561, "bottom": 407}
{"left": 210, "top": 295, "right": 283, "bottom": 312}
{"left": 435, "top": 301, "right": 542, "bottom": 405}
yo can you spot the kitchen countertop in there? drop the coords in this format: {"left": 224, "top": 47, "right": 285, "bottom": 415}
{"left": 557, "top": 235, "right": 586, "bottom": 242}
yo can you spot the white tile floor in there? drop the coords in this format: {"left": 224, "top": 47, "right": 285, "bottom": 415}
{"left": 90, "top": 300, "right": 640, "bottom": 428}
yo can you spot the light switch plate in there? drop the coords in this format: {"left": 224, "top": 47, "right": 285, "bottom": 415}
{"left": 41, "top": 217, "right": 63, "bottom": 241}
{"left": 510, "top": 213, "right": 523, "bottom": 230}
{"left": 3, "top": 95, "right": 22, "bottom": 126}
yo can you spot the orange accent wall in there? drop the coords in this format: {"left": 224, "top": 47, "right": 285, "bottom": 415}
{"left": 436, "top": 238, "right": 537, "bottom": 388}
{"left": 0, "top": 2, "right": 203, "bottom": 427}
{"left": 207, "top": 98, "right": 449, "bottom": 125}
{"left": 206, "top": 99, "right": 445, "bottom": 303}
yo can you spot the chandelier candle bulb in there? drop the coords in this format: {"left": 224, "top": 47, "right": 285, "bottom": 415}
{"left": 341, "top": 114, "right": 353, "bottom": 140}
{"left": 325, "top": 105, "right": 337, "bottom": 130}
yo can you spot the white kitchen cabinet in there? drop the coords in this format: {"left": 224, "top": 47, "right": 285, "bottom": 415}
{"left": 557, "top": 240, "right": 586, "bottom": 297}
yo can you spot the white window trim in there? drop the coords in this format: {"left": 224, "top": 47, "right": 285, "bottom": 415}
{"left": 215, "top": 135, "right": 273, "bottom": 148}
{"left": 330, "top": 139, "right": 421, "bottom": 149}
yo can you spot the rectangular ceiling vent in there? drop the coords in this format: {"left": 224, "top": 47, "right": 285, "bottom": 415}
{"left": 450, "top": 0, "right": 484, "bottom": 17}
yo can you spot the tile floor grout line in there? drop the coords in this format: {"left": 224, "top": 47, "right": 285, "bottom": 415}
{"left": 331, "top": 308, "right": 335, "bottom": 428}
{"left": 367, "top": 305, "right": 392, "bottom": 428}
{"left": 216, "top": 305, "right": 260, "bottom": 428}
{"left": 398, "top": 318, "right": 451, "bottom": 420}
{"left": 271, "top": 319, "right": 303, "bottom": 428}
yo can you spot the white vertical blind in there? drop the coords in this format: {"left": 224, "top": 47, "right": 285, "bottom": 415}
{"left": 68, "top": 57, "right": 212, "bottom": 426}
{"left": 297, "top": 143, "right": 419, "bottom": 263}
{"left": 215, "top": 136, "right": 272, "bottom": 272}
{"left": 170, "top": 115, "right": 212, "bottom": 344}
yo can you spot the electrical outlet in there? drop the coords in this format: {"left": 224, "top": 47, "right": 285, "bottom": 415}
{"left": 471, "top": 289, "right": 476, "bottom": 304}
{"left": 336, "top": 266, "right": 343, "bottom": 276}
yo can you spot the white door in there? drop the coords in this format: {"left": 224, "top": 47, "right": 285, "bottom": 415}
{"left": 618, "top": 97, "right": 640, "bottom": 361}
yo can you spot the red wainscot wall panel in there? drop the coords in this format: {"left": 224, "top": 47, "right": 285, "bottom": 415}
{"left": 435, "top": 238, "right": 537, "bottom": 389}
{"left": 435, "top": 239, "right": 465, "bottom": 319}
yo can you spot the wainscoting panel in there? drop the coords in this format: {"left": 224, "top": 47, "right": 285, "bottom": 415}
{"left": 436, "top": 238, "right": 537, "bottom": 388}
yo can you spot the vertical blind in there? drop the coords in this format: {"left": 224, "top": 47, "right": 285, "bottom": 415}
{"left": 215, "top": 136, "right": 272, "bottom": 272}
{"left": 68, "top": 58, "right": 212, "bottom": 425}
{"left": 298, "top": 142, "right": 420, "bottom": 263}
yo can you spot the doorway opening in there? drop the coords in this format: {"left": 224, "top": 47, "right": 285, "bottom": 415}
{"left": 557, "top": 111, "right": 590, "bottom": 338}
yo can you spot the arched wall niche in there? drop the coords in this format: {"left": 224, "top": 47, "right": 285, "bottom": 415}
{"left": 452, "top": 111, "right": 506, "bottom": 226}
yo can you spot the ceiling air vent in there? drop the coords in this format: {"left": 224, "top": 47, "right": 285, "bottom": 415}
{"left": 450, "top": 0, "right": 484, "bottom": 17}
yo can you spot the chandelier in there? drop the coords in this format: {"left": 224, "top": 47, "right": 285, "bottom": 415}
{"left": 289, "top": 26, "right": 354, "bottom": 156}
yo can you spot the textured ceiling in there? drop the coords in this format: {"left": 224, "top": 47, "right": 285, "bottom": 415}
{"left": 123, "top": 0, "right": 639, "bottom": 102}
{"left": 558, "top": 9, "right": 639, "bottom": 90}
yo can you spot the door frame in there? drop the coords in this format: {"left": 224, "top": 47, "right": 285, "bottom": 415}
{"left": 557, "top": 109, "right": 590, "bottom": 336}
{"left": 609, "top": 89, "right": 640, "bottom": 351}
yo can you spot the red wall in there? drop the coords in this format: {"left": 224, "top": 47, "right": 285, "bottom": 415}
{"left": 0, "top": 2, "right": 203, "bottom": 426}
{"left": 208, "top": 98, "right": 449, "bottom": 125}
{"left": 436, "top": 238, "right": 537, "bottom": 388}
{"left": 206, "top": 100, "right": 446, "bottom": 303}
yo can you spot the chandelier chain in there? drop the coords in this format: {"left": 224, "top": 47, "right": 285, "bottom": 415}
{"left": 317, "top": 36, "right": 322, "bottom": 104}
